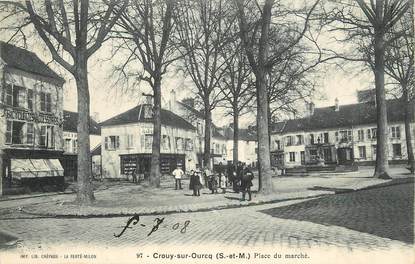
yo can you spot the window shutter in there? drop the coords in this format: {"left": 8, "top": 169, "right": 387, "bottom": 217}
{"left": 104, "top": 137, "right": 108, "bottom": 150}
{"left": 116, "top": 136, "right": 120, "bottom": 149}
{"left": 140, "top": 135, "right": 145, "bottom": 150}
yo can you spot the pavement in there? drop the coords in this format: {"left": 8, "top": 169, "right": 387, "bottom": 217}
{"left": 0, "top": 166, "right": 412, "bottom": 218}
{"left": 0, "top": 166, "right": 413, "bottom": 261}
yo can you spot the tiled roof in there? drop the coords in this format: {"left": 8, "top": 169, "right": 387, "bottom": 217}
{"left": 271, "top": 99, "right": 412, "bottom": 134}
{"left": 100, "top": 105, "right": 196, "bottom": 131}
{"left": 0, "top": 41, "right": 65, "bottom": 84}
{"left": 223, "top": 127, "right": 257, "bottom": 141}
{"left": 63, "top": 110, "right": 101, "bottom": 135}
{"left": 178, "top": 101, "right": 205, "bottom": 119}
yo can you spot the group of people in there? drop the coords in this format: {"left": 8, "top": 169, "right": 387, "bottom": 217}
{"left": 171, "top": 162, "right": 254, "bottom": 201}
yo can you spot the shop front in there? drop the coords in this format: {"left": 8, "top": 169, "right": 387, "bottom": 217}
{"left": 120, "top": 153, "right": 186, "bottom": 179}
{"left": 2, "top": 148, "right": 65, "bottom": 192}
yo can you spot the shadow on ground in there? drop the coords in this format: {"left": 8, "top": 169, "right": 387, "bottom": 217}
{"left": 260, "top": 179, "right": 414, "bottom": 244}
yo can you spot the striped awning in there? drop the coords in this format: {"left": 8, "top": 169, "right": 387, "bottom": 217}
{"left": 11, "top": 159, "right": 64, "bottom": 179}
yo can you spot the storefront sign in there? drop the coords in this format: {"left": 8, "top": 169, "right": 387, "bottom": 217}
{"left": 3, "top": 108, "right": 62, "bottom": 126}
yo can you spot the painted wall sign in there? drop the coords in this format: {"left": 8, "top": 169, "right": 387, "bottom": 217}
{"left": 3, "top": 108, "right": 62, "bottom": 126}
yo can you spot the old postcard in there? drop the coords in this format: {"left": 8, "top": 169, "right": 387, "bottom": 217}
{"left": 0, "top": 0, "right": 414, "bottom": 263}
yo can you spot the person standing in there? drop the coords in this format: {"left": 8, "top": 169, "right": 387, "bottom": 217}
{"left": 189, "top": 170, "right": 202, "bottom": 196}
{"left": 240, "top": 164, "right": 254, "bottom": 201}
{"left": 172, "top": 166, "right": 184, "bottom": 190}
{"left": 220, "top": 172, "right": 227, "bottom": 194}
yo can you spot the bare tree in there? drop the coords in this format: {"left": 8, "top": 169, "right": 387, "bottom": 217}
{"left": 111, "top": 0, "right": 177, "bottom": 187}
{"left": 383, "top": 3, "right": 414, "bottom": 174}
{"left": 218, "top": 37, "right": 254, "bottom": 167}
{"left": 235, "top": 0, "right": 320, "bottom": 194}
{"left": 325, "top": 0, "right": 409, "bottom": 179}
{"left": 1, "top": 0, "right": 128, "bottom": 203}
{"left": 175, "top": 0, "right": 233, "bottom": 169}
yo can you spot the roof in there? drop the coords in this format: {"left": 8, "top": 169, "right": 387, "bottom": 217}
{"left": 63, "top": 110, "right": 101, "bottom": 135}
{"left": 91, "top": 144, "right": 101, "bottom": 156}
{"left": 0, "top": 41, "right": 65, "bottom": 84}
{"left": 212, "top": 124, "right": 226, "bottom": 139}
{"left": 178, "top": 101, "right": 205, "bottom": 119}
{"left": 223, "top": 127, "right": 257, "bottom": 141}
{"left": 100, "top": 104, "right": 196, "bottom": 131}
{"left": 271, "top": 99, "right": 412, "bottom": 134}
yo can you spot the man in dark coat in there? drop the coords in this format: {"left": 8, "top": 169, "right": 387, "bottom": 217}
{"left": 240, "top": 164, "right": 254, "bottom": 201}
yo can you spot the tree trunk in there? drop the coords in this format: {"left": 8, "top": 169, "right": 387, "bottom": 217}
{"left": 150, "top": 76, "right": 162, "bottom": 187}
{"left": 373, "top": 19, "right": 391, "bottom": 179}
{"left": 403, "top": 89, "right": 415, "bottom": 174}
{"left": 0, "top": 149, "right": 3, "bottom": 196}
{"left": 255, "top": 0, "right": 273, "bottom": 194}
{"left": 204, "top": 103, "right": 212, "bottom": 169}
{"left": 233, "top": 110, "right": 239, "bottom": 166}
{"left": 75, "top": 59, "right": 95, "bottom": 204}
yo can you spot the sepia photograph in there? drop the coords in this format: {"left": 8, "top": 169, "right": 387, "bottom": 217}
{"left": 0, "top": 0, "right": 414, "bottom": 263}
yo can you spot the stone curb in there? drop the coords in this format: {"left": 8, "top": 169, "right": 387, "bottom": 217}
{"left": 14, "top": 176, "right": 415, "bottom": 219}
{"left": 20, "top": 191, "right": 333, "bottom": 219}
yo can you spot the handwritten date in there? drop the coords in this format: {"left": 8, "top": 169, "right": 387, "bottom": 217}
{"left": 114, "top": 214, "right": 190, "bottom": 238}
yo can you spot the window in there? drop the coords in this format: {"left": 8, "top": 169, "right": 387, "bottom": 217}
{"left": 324, "top": 132, "right": 329, "bottom": 143}
{"left": 40, "top": 92, "right": 52, "bottom": 112}
{"left": 358, "top": 130, "right": 364, "bottom": 141}
{"left": 275, "top": 140, "right": 281, "bottom": 150}
{"left": 215, "top": 143, "right": 220, "bottom": 154}
{"left": 65, "top": 139, "right": 71, "bottom": 152}
{"left": 73, "top": 139, "right": 78, "bottom": 153}
{"left": 286, "top": 136, "right": 293, "bottom": 146}
{"left": 162, "top": 135, "right": 171, "bottom": 150}
{"left": 339, "top": 130, "right": 352, "bottom": 142}
{"left": 176, "top": 137, "right": 183, "bottom": 151}
{"left": 289, "top": 152, "right": 296, "bottom": 162}
{"left": 39, "top": 125, "right": 55, "bottom": 148}
{"left": 296, "top": 135, "right": 303, "bottom": 145}
{"left": 372, "top": 145, "right": 377, "bottom": 159}
{"left": 358, "top": 146, "right": 366, "bottom": 159}
{"left": 105, "top": 136, "right": 120, "bottom": 150}
{"left": 222, "top": 144, "right": 226, "bottom": 154}
{"left": 185, "top": 138, "right": 193, "bottom": 151}
{"left": 11, "top": 121, "right": 25, "bottom": 144}
{"left": 27, "top": 89, "right": 34, "bottom": 111}
{"left": 392, "top": 144, "right": 402, "bottom": 157}
{"left": 5, "top": 121, "right": 12, "bottom": 144}
{"left": 368, "top": 128, "right": 377, "bottom": 140}
{"left": 26, "top": 123, "right": 34, "bottom": 145}
{"left": 5, "top": 84, "right": 13, "bottom": 106}
{"left": 391, "top": 126, "right": 401, "bottom": 139}
{"left": 335, "top": 132, "right": 339, "bottom": 142}
{"left": 126, "top": 134, "right": 134, "bottom": 149}
{"left": 309, "top": 134, "right": 315, "bottom": 144}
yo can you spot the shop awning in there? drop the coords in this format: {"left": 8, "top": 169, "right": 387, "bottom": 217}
{"left": 11, "top": 159, "right": 64, "bottom": 179}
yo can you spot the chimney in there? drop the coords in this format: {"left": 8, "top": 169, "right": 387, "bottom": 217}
{"left": 334, "top": 98, "right": 339, "bottom": 111}
{"left": 308, "top": 102, "right": 315, "bottom": 116}
{"left": 170, "top": 89, "right": 177, "bottom": 112}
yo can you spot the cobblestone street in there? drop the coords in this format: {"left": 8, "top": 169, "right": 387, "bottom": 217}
{"left": 0, "top": 170, "right": 414, "bottom": 264}
{"left": 0, "top": 194, "right": 412, "bottom": 251}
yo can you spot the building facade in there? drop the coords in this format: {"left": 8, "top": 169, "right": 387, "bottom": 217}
{"left": 60, "top": 110, "right": 101, "bottom": 181}
{"left": 270, "top": 98, "right": 415, "bottom": 168}
{"left": 100, "top": 104, "right": 197, "bottom": 179}
{"left": 223, "top": 126, "right": 258, "bottom": 167}
{"left": 168, "top": 90, "right": 227, "bottom": 167}
{"left": 0, "top": 42, "right": 65, "bottom": 191}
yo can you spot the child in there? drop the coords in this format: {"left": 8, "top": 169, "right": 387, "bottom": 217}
{"left": 220, "top": 172, "right": 227, "bottom": 193}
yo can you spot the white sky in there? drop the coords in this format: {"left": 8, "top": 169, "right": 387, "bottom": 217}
{"left": 0, "top": 1, "right": 377, "bottom": 128}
